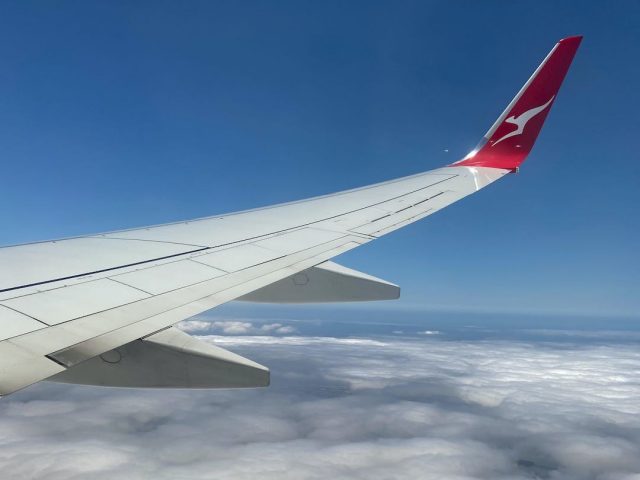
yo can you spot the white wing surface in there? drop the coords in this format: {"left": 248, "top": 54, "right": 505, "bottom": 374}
{"left": 0, "top": 36, "right": 581, "bottom": 396}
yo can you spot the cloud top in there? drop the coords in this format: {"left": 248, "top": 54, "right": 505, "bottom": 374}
{"left": 2, "top": 324, "right": 640, "bottom": 480}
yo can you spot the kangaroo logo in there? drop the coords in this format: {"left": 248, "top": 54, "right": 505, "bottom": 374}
{"left": 492, "top": 96, "right": 555, "bottom": 146}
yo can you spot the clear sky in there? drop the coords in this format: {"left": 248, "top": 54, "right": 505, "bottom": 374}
{"left": 0, "top": 1, "right": 638, "bottom": 317}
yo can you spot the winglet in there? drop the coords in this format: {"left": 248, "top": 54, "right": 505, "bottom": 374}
{"left": 453, "top": 36, "right": 582, "bottom": 171}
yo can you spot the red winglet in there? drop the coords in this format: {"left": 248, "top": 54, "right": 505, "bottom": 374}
{"left": 453, "top": 36, "right": 582, "bottom": 171}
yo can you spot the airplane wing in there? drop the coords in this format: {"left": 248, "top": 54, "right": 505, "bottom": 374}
{"left": 0, "top": 36, "right": 582, "bottom": 396}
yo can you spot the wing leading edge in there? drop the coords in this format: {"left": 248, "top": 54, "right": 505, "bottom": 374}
{"left": 0, "top": 37, "right": 582, "bottom": 396}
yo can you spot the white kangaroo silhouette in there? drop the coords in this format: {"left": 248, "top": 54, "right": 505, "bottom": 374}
{"left": 492, "top": 96, "right": 555, "bottom": 146}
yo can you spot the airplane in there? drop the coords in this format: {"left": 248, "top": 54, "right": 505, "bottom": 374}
{"left": 0, "top": 36, "right": 582, "bottom": 397}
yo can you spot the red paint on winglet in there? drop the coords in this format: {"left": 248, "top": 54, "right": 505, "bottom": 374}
{"left": 454, "top": 36, "right": 582, "bottom": 171}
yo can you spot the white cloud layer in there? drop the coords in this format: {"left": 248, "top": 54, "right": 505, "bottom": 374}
{"left": 179, "top": 319, "right": 296, "bottom": 335}
{"left": 2, "top": 325, "right": 640, "bottom": 480}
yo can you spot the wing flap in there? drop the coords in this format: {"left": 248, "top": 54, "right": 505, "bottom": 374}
{"left": 0, "top": 342, "right": 64, "bottom": 396}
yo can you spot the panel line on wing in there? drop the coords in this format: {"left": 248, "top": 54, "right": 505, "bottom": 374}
{"left": 89, "top": 235, "right": 209, "bottom": 248}
{"left": 0, "top": 246, "right": 210, "bottom": 295}
{"left": 0, "top": 305, "right": 49, "bottom": 341}
{"left": 1, "top": 278, "right": 151, "bottom": 326}
{"left": 108, "top": 277, "right": 154, "bottom": 296}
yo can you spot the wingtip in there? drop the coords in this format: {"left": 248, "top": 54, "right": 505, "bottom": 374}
{"left": 559, "top": 35, "right": 583, "bottom": 44}
{"left": 452, "top": 36, "right": 582, "bottom": 171}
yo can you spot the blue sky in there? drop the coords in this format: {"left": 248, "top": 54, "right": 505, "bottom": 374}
{"left": 0, "top": 1, "right": 638, "bottom": 317}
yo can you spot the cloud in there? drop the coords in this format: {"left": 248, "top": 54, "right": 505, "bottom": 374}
{"left": 205, "top": 335, "right": 387, "bottom": 347}
{"left": 2, "top": 327, "right": 640, "bottom": 479}
{"left": 179, "top": 319, "right": 296, "bottom": 335}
